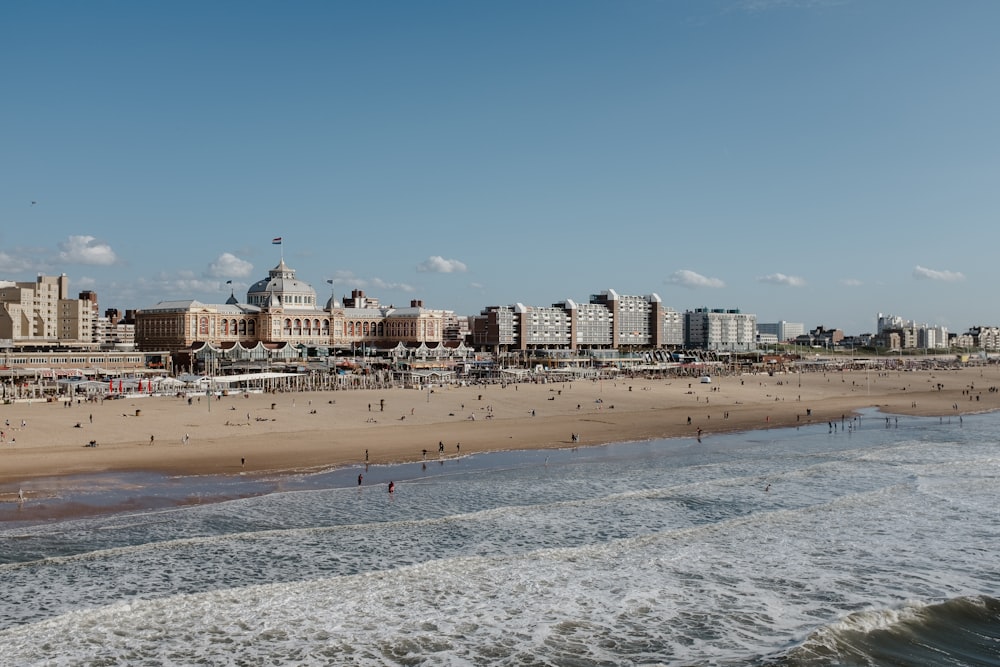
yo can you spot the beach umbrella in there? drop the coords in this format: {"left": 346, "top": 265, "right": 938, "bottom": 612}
{"left": 109, "top": 378, "right": 113, "bottom": 393}
{"left": 137, "top": 380, "right": 143, "bottom": 393}
{"left": 118, "top": 380, "right": 123, "bottom": 393}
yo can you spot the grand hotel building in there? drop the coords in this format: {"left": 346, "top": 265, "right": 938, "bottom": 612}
{"left": 134, "top": 260, "right": 453, "bottom": 356}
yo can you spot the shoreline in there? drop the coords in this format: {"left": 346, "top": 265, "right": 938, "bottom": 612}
{"left": 2, "top": 366, "right": 998, "bottom": 522}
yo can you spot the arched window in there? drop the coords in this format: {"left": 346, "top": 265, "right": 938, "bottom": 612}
{"left": 222, "top": 320, "right": 229, "bottom": 335}
{"left": 322, "top": 319, "right": 329, "bottom": 334}
{"left": 363, "top": 322, "right": 369, "bottom": 336}
{"left": 294, "top": 319, "right": 302, "bottom": 335}
{"left": 248, "top": 320, "right": 255, "bottom": 336}
{"left": 377, "top": 322, "right": 384, "bottom": 336}
{"left": 284, "top": 318, "right": 292, "bottom": 335}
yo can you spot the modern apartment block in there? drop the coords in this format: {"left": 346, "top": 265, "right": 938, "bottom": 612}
{"left": 962, "top": 326, "right": 1000, "bottom": 351}
{"left": 757, "top": 321, "right": 805, "bottom": 342}
{"left": 684, "top": 308, "right": 757, "bottom": 351}
{"left": 0, "top": 274, "right": 96, "bottom": 345}
{"left": 473, "top": 290, "right": 684, "bottom": 353}
{"left": 93, "top": 309, "right": 136, "bottom": 350}
{"left": 877, "top": 313, "right": 950, "bottom": 350}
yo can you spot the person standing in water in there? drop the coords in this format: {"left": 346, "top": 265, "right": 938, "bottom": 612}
{"left": 388, "top": 481, "right": 395, "bottom": 494}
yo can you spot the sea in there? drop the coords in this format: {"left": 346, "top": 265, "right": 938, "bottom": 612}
{"left": 0, "top": 408, "right": 998, "bottom": 666}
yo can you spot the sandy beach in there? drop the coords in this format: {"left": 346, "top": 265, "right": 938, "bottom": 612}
{"left": 2, "top": 365, "right": 998, "bottom": 507}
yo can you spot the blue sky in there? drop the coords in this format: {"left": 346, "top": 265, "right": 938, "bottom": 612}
{"left": 3, "top": 0, "right": 998, "bottom": 336}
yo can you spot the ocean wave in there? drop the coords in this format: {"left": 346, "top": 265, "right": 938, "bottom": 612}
{"left": 769, "top": 595, "right": 1000, "bottom": 667}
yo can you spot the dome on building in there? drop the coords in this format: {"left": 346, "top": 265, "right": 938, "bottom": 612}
{"left": 246, "top": 260, "right": 319, "bottom": 310}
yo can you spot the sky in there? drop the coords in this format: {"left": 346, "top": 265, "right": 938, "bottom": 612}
{"left": 3, "top": 0, "right": 999, "bottom": 336}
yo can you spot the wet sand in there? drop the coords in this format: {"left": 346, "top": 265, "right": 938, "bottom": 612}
{"left": 1, "top": 365, "right": 997, "bottom": 519}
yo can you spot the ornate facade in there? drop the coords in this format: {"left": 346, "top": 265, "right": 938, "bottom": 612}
{"left": 135, "top": 261, "right": 445, "bottom": 354}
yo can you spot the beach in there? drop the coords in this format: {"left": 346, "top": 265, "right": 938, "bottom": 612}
{"left": 2, "top": 365, "right": 997, "bottom": 506}
{"left": 2, "top": 380, "right": 998, "bottom": 665}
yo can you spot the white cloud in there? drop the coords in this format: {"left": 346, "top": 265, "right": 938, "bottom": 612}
{"left": 470, "top": 282, "right": 484, "bottom": 290}
{"left": 207, "top": 252, "right": 253, "bottom": 279}
{"left": 665, "top": 269, "right": 725, "bottom": 289}
{"left": 371, "top": 277, "right": 417, "bottom": 293}
{"left": 757, "top": 273, "right": 806, "bottom": 287}
{"left": 154, "top": 270, "right": 221, "bottom": 295}
{"left": 417, "top": 256, "right": 467, "bottom": 273}
{"left": 58, "top": 235, "right": 117, "bottom": 266}
{"left": 332, "top": 270, "right": 366, "bottom": 288}
{"left": 840, "top": 278, "right": 863, "bottom": 287}
{"left": 913, "top": 265, "right": 965, "bottom": 282}
{"left": 0, "top": 251, "right": 37, "bottom": 273}
{"left": 332, "top": 270, "right": 416, "bottom": 293}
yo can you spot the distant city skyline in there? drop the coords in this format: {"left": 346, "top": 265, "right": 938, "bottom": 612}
{"left": 3, "top": 1, "right": 998, "bottom": 335}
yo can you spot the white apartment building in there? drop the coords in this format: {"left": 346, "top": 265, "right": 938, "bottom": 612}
{"left": 94, "top": 310, "right": 136, "bottom": 350}
{"left": 523, "top": 305, "right": 573, "bottom": 348}
{"left": 684, "top": 308, "right": 757, "bottom": 351}
{"left": 565, "top": 300, "right": 614, "bottom": 348}
{"left": 757, "top": 321, "right": 805, "bottom": 342}
{"left": 474, "top": 290, "right": 679, "bottom": 352}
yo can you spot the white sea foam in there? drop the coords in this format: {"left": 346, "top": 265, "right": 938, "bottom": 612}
{"left": 0, "top": 412, "right": 996, "bottom": 664}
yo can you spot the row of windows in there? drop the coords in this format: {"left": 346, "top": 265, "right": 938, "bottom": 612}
{"left": 247, "top": 294, "right": 316, "bottom": 306}
{"left": 282, "top": 318, "right": 329, "bottom": 336}
{"left": 3, "top": 356, "right": 144, "bottom": 365}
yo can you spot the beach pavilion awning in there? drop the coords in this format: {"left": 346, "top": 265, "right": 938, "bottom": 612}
{"left": 208, "top": 372, "right": 299, "bottom": 385}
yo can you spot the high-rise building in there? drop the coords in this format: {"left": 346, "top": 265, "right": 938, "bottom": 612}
{"left": 0, "top": 274, "right": 95, "bottom": 345}
{"left": 757, "top": 321, "right": 805, "bottom": 342}
{"left": 684, "top": 308, "right": 757, "bottom": 351}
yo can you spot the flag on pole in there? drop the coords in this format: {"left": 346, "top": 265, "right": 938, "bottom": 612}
{"left": 226, "top": 280, "right": 233, "bottom": 285}
{"left": 272, "top": 237, "right": 282, "bottom": 245}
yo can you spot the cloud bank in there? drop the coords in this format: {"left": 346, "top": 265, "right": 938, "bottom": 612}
{"left": 207, "top": 253, "right": 253, "bottom": 279}
{"left": 58, "top": 235, "right": 117, "bottom": 266}
{"left": 417, "top": 256, "right": 467, "bottom": 273}
{"left": 666, "top": 269, "right": 725, "bottom": 289}
{"left": 913, "top": 265, "right": 964, "bottom": 282}
{"left": 757, "top": 273, "right": 806, "bottom": 287}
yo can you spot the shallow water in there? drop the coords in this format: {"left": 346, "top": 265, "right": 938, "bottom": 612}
{"left": 1, "top": 409, "right": 997, "bottom": 665}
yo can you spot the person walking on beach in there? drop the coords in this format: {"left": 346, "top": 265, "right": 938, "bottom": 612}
{"left": 149, "top": 435, "right": 154, "bottom": 446}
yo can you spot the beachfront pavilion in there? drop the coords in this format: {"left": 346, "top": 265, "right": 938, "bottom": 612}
{"left": 134, "top": 260, "right": 449, "bottom": 359}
